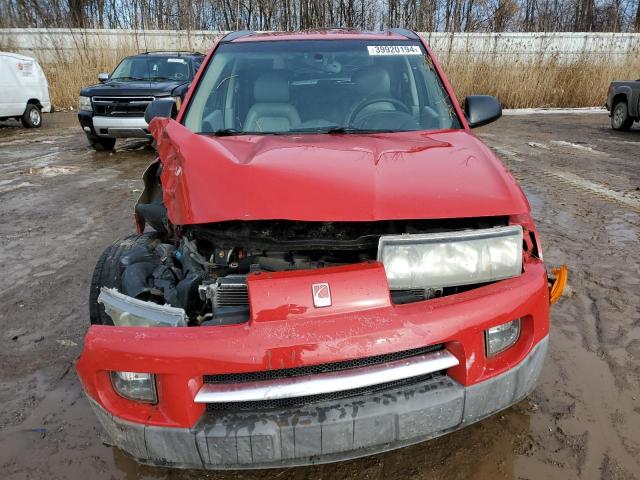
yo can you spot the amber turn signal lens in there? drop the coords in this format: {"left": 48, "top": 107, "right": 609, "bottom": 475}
{"left": 549, "top": 264, "right": 568, "bottom": 304}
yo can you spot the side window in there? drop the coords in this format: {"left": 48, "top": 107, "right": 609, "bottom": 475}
{"left": 199, "top": 61, "right": 235, "bottom": 132}
{"left": 414, "top": 68, "right": 431, "bottom": 106}
{"left": 184, "top": 52, "right": 232, "bottom": 133}
{"left": 207, "top": 63, "right": 233, "bottom": 110}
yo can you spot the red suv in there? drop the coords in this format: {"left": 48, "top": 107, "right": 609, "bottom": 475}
{"left": 77, "top": 29, "right": 561, "bottom": 469}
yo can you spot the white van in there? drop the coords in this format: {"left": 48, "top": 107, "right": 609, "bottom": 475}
{"left": 0, "top": 52, "right": 52, "bottom": 128}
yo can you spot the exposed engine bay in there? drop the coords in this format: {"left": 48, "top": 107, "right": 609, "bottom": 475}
{"left": 104, "top": 216, "right": 513, "bottom": 327}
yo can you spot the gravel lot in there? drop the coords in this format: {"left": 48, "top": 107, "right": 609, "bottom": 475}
{"left": 0, "top": 112, "right": 638, "bottom": 480}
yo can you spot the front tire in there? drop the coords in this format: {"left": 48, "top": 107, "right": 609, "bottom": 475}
{"left": 86, "top": 133, "right": 116, "bottom": 151}
{"left": 611, "top": 101, "right": 634, "bottom": 131}
{"left": 21, "top": 104, "right": 42, "bottom": 128}
{"left": 89, "top": 233, "right": 159, "bottom": 325}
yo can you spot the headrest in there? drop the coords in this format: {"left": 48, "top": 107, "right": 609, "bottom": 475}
{"left": 352, "top": 66, "right": 391, "bottom": 97}
{"left": 254, "top": 71, "right": 290, "bottom": 103}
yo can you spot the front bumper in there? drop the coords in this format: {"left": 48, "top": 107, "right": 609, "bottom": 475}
{"left": 78, "top": 259, "right": 550, "bottom": 469}
{"left": 77, "top": 111, "right": 150, "bottom": 138}
{"left": 89, "top": 336, "right": 547, "bottom": 469}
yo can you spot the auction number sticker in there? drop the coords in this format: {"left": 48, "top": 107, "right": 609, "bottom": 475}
{"left": 367, "top": 45, "right": 422, "bottom": 56}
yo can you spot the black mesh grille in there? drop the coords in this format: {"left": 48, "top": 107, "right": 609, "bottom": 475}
{"left": 214, "top": 283, "right": 249, "bottom": 307}
{"left": 92, "top": 96, "right": 153, "bottom": 116}
{"left": 205, "top": 371, "right": 448, "bottom": 412}
{"left": 204, "top": 343, "right": 443, "bottom": 385}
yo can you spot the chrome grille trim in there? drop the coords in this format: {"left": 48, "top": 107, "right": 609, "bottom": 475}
{"left": 92, "top": 96, "right": 155, "bottom": 104}
{"left": 195, "top": 349, "right": 459, "bottom": 403}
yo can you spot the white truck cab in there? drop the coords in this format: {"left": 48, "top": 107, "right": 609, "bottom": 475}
{"left": 0, "top": 52, "right": 51, "bottom": 128}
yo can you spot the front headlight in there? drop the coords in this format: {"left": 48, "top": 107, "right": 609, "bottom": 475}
{"left": 79, "top": 96, "right": 92, "bottom": 111}
{"left": 111, "top": 371, "right": 157, "bottom": 403}
{"left": 378, "top": 225, "right": 523, "bottom": 290}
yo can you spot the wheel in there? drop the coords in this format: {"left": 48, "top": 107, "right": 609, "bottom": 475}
{"left": 21, "top": 104, "right": 42, "bottom": 128}
{"left": 86, "top": 133, "right": 116, "bottom": 151}
{"left": 611, "top": 101, "right": 634, "bottom": 131}
{"left": 89, "top": 233, "right": 159, "bottom": 325}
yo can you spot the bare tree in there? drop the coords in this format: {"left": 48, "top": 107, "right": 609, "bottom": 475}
{"left": 1, "top": 0, "right": 639, "bottom": 32}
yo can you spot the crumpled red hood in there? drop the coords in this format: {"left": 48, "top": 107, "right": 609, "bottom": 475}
{"left": 150, "top": 118, "right": 529, "bottom": 225}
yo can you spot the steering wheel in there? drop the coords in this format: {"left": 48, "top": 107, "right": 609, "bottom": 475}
{"left": 347, "top": 97, "right": 410, "bottom": 125}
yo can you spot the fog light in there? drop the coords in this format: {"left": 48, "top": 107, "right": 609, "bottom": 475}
{"left": 110, "top": 371, "right": 157, "bottom": 403}
{"left": 485, "top": 319, "right": 521, "bottom": 356}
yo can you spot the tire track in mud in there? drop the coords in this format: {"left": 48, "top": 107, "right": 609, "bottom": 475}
{"left": 534, "top": 168, "right": 640, "bottom": 212}
{"left": 482, "top": 125, "right": 640, "bottom": 479}
{"left": 486, "top": 140, "right": 640, "bottom": 212}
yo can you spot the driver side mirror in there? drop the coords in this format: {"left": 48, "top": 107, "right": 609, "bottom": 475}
{"left": 98, "top": 72, "right": 109, "bottom": 83}
{"left": 144, "top": 98, "right": 177, "bottom": 124}
{"left": 464, "top": 95, "right": 502, "bottom": 128}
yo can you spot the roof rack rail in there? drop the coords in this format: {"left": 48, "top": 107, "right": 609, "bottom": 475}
{"left": 141, "top": 50, "right": 203, "bottom": 55}
{"left": 219, "top": 30, "right": 255, "bottom": 43}
{"left": 317, "top": 26, "right": 361, "bottom": 31}
{"left": 387, "top": 28, "right": 420, "bottom": 40}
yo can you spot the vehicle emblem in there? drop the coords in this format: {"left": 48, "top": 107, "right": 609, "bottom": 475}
{"left": 312, "top": 283, "right": 331, "bottom": 308}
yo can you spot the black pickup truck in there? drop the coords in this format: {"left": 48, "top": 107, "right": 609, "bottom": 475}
{"left": 78, "top": 51, "right": 204, "bottom": 150}
{"left": 606, "top": 79, "right": 640, "bottom": 131}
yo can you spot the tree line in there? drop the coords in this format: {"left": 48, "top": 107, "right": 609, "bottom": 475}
{"left": 1, "top": 0, "right": 639, "bottom": 32}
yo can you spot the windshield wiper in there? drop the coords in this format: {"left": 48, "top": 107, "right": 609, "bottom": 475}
{"left": 326, "top": 126, "right": 383, "bottom": 134}
{"left": 286, "top": 125, "right": 340, "bottom": 133}
{"left": 284, "top": 126, "right": 382, "bottom": 134}
{"left": 111, "top": 76, "right": 146, "bottom": 81}
{"left": 149, "top": 76, "right": 172, "bottom": 81}
{"left": 208, "top": 128, "right": 251, "bottom": 136}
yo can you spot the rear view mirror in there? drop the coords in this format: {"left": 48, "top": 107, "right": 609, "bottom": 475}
{"left": 145, "top": 98, "right": 177, "bottom": 124}
{"left": 464, "top": 95, "right": 502, "bottom": 128}
{"left": 98, "top": 73, "right": 109, "bottom": 83}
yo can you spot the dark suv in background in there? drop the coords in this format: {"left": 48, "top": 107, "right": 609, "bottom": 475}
{"left": 78, "top": 51, "right": 204, "bottom": 150}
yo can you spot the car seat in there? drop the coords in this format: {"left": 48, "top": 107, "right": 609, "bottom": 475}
{"left": 349, "top": 66, "right": 397, "bottom": 123}
{"left": 244, "top": 71, "right": 300, "bottom": 132}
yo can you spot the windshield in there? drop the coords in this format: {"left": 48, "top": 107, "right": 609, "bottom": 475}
{"left": 183, "top": 40, "right": 461, "bottom": 135}
{"left": 111, "top": 56, "right": 192, "bottom": 81}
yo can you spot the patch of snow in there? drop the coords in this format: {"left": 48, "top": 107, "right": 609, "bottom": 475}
{"left": 503, "top": 107, "right": 606, "bottom": 115}
{"left": 527, "top": 142, "right": 549, "bottom": 149}
{"left": 549, "top": 140, "right": 599, "bottom": 153}
{"left": 25, "top": 166, "right": 79, "bottom": 177}
{"left": 0, "top": 181, "right": 38, "bottom": 194}
{"left": 492, "top": 146, "right": 524, "bottom": 161}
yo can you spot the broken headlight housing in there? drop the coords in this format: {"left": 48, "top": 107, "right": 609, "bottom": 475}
{"left": 378, "top": 225, "right": 523, "bottom": 290}
{"left": 98, "top": 288, "right": 187, "bottom": 327}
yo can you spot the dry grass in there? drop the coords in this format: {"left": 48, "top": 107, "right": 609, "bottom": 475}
{"left": 43, "top": 47, "right": 139, "bottom": 110}
{"left": 442, "top": 53, "right": 640, "bottom": 109}
{"left": 2, "top": 34, "right": 638, "bottom": 109}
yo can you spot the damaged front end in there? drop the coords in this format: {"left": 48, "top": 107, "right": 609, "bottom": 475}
{"left": 99, "top": 183, "right": 540, "bottom": 328}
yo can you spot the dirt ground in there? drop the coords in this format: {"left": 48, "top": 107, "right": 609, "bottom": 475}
{"left": 0, "top": 111, "right": 638, "bottom": 480}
